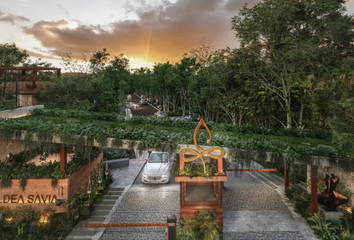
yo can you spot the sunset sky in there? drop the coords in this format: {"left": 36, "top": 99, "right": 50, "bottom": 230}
{"left": 1, "top": 0, "right": 354, "bottom": 70}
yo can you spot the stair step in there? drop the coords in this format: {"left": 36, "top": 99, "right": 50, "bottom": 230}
{"left": 108, "top": 191, "right": 123, "bottom": 194}
{"left": 93, "top": 206, "right": 113, "bottom": 210}
{"left": 96, "top": 200, "right": 116, "bottom": 204}
{"left": 101, "top": 195, "right": 120, "bottom": 200}
{"left": 84, "top": 217, "right": 106, "bottom": 223}
{"left": 109, "top": 187, "right": 124, "bottom": 191}
{"left": 66, "top": 230, "right": 97, "bottom": 238}
{"left": 66, "top": 237, "right": 93, "bottom": 240}
{"left": 94, "top": 202, "right": 115, "bottom": 207}
{"left": 91, "top": 210, "right": 110, "bottom": 216}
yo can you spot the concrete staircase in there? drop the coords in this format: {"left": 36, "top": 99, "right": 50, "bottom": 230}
{"left": 65, "top": 187, "right": 124, "bottom": 240}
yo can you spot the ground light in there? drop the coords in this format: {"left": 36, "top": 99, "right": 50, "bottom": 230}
{"left": 5, "top": 153, "right": 12, "bottom": 163}
{"left": 98, "top": 167, "right": 102, "bottom": 187}
{"left": 105, "top": 147, "right": 109, "bottom": 179}
{"left": 39, "top": 214, "right": 49, "bottom": 224}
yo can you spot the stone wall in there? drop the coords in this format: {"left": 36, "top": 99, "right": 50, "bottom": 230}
{"left": 0, "top": 105, "right": 43, "bottom": 119}
{"left": 0, "top": 139, "right": 26, "bottom": 162}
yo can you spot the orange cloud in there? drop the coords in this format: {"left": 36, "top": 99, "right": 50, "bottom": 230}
{"left": 22, "top": 0, "right": 257, "bottom": 66}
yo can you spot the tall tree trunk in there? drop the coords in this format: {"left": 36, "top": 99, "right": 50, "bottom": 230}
{"left": 180, "top": 93, "right": 185, "bottom": 118}
{"left": 299, "top": 104, "right": 304, "bottom": 129}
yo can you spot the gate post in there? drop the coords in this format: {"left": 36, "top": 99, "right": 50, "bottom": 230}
{"left": 311, "top": 165, "right": 318, "bottom": 216}
{"left": 167, "top": 214, "right": 176, "bottom": 240}
{"left": 284, "top": 162, "right": 290, "bottom": 190}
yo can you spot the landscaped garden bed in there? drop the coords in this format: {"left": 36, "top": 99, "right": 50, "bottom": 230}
{"left": 0, "top": 146, "right": 113, "bottom": 239}
{"left": 0, "top": 146, "right": 102, "bottom": 212}
{"left": 0, "top": 108, "right": 345, "bottom": 164}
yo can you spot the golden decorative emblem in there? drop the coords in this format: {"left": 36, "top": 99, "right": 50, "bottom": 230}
{"left": 180, "top": 118, "right": 225, "bottom": 172}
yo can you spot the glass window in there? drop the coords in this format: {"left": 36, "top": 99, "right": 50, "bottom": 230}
{"left": 148, "top": 153, "right": 169, "bottom": 163}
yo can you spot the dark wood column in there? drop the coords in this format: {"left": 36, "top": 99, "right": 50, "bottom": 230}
{"left": 284, "top": 162, "right": 290, "bottom": 190}
{"left": 21, "top": 69, "right": 26, "bottom": 79}
{"left": 311, "top": 165, "right": 318, "bottom": 216}
{"left": 60, "top": 144, "right": 67, "bottom": 176}
{"left": 57, "top": 69, "right": 61, "bottom": 78}
{"left": 32, "top": 68, "right": 37, "bottom": 84}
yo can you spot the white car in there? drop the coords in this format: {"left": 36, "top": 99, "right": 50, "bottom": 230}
{"left": 142, "top": 152, "right": 172, "bottom": 184}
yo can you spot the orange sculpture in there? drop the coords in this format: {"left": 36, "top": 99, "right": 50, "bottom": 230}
{"left": 180, "top": 118, "right": 225, "bottom": 173}
{"left": 318, "top": 173, "right": 348, "bottom": 211}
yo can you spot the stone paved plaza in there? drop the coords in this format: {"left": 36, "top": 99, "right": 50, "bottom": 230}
{"left": 97, "top": 152, "right": 316, "bottom": 240}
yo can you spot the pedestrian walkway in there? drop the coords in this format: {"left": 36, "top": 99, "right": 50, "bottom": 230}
{"left": 65, "top": 151, "right": 148, "bottom": 240}
{"left": 65, "top": 187, "right": 124, "bottom": 240}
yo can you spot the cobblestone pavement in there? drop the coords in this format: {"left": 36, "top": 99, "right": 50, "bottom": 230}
{"left": 100, "top": 159, "right": 309, "bottom": 240}
{"left": 223, "top": 231, "right": 305, "bottom": 240}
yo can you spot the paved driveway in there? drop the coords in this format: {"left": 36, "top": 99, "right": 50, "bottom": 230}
{"left": 99, "top": 153, "right": 315, "bottom": 240}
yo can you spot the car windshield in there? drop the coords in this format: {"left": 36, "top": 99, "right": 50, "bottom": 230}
{"left": 148, "top": 153, "right": 169, "bottom": 163}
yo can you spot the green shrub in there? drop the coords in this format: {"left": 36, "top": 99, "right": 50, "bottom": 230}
{"left": 308, "top": 213, "right": 340, "bottom": 240}
{"left": 177, "top": 208, "right": 221, "bottom": 240}
{"left": 285, "top": 187, "right": 312, "bottom": 219}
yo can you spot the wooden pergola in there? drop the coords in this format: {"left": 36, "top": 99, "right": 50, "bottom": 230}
{"left": 0, "top": 66, "right": 61, "bottom": 85}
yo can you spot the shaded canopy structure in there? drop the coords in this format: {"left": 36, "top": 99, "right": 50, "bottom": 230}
{"left": 0, "top": 66, "right": 61, "bottom": 106}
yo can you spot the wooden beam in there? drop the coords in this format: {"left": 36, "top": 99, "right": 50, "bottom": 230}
{"left": 311, "top": 165, "right": 318, "bottom": 216}
{"left": 284, "top": 163, "right": 290, "bottom": 190}
{"left": 60, "top": 144, "right": 67, "bottom": 176}
{"left": 225, "top": 168, "right": 277, "bottom": 172}
{"left": 180, "top": 154, "right": 184, "bottom": 171}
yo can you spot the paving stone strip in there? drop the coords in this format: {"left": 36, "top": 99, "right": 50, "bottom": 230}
{"left": 65, "top": 187, "right": 124, "bottom": 240}
{"left": 253, "top": 171, "right": 282, "bottom": 186}
{"left": 248, "top": 172, "right": 278, "bottom": 189}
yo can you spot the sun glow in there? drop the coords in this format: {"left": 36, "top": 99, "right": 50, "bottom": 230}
{"left": 57, "top": 20, "right": 79, "bottom": 30}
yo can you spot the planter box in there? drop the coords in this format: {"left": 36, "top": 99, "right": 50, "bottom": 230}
{"left": 175, "top": 174, "right": 227, "bottom": 182}
{"left": 0, "top": 153, "right": 102, "bottom": 212}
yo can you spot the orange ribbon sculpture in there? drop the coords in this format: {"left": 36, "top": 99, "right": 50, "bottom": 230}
{"left": 180, "top": 118, "right": 225, "bottom": 173}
